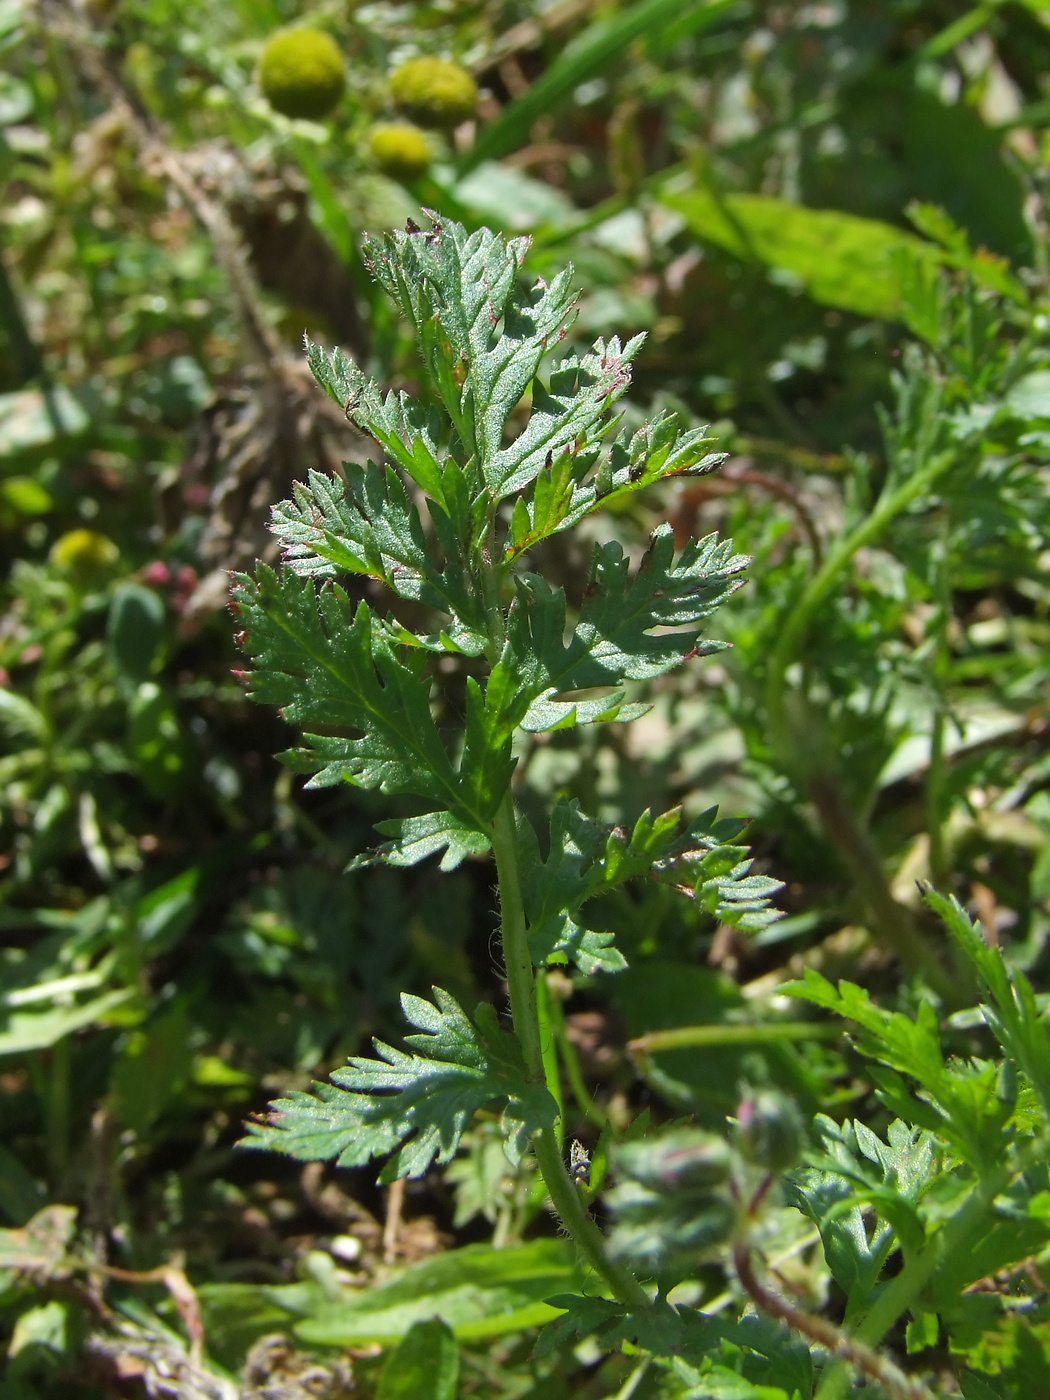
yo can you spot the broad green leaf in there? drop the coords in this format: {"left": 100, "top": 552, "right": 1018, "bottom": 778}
{"left": 466, "top": 0, "right": 737, "bottom": 169}
{"left": 452, "top": 161, "right": 575, "bottom": 232}
{"left": 663, "top": 188, "right": 939, "bottom": 320}
{"left": 295, "top": 1239, "right": 579, "bottom": 1344}
{"left": 197, "top": 1242, "right": 578, "bottom": 1356}
{"left": 107, "top": 584, "right": 165, "bottom": 689}
{"left": 0, "top": 474, "right": 52, "bottom": 515}
{"left": 377, "top": 1319, "right": 459, "bottom": 1400}
{"left": 239, "top": 989, "right": 558, "bottom": 1179}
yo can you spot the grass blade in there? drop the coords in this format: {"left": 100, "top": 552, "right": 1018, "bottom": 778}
{"left": 465, "top": 0, "right": 739, "bottom": 170}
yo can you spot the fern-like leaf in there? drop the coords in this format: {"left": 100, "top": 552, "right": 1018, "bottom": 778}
{"left": 241, "top": 989, "right": 558, "bottom": 1179}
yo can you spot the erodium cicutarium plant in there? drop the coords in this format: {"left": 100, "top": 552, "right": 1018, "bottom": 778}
{"left": 231, "top": 214, "right": 783, "bottom": 1311}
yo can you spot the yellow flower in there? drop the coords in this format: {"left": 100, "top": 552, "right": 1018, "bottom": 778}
{"left": 259, "top": 28, "right": 346, "bottom": 122}
{"left": 368, "top": 122, "right": 431, "bottom": 182}
{"left": 389, "top": 57, "right": 477, "bottom": 130}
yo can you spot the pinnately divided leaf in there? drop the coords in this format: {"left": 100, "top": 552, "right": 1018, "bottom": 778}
{"left": 487, "top": 334, "right": 644, "bottom": 498}
{"left": 240, "top": 989, "right": 558, "bottom": 1179}
{"left": 506, "top": 410, "right": 726, "bottom": 562}
{"left": 520, "top": 801, "right": 782, "bottom": 975}
{"left": 306, "top": 340, "right": 459, "bottom": 508}
{"left": 923, "top": 886, "right": 1050, "bottom": 1124}
{"left": 367, "top": 811, "right": 494, "bottom": 873}
{"left": 231, "top": 567, "right": 508, "bottom": 835}
{"left": 785, "top": 968, "right": 1013, "bottom": 1168}
{"left": 361, "top": 217, "right": 578, "bottom": 473}
{"left": 270, "top": 465, "right": 480, "bottom": 644}
{"left": 503, "top": 525, "right": 748, "bottom": 732}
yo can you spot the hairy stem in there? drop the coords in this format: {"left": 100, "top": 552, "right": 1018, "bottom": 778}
{"left": 550, "top": 986, "right": 609, "bottom": 1129}
{"left": 491, "top": 792, "right": 649, "bottom": 1307}
{"left": 482, "top": 518, "right": 647, "bottom": 1303}
{"left": 476, "top": 479, "right": 651, "bottom": 1308}
{"left": 734, "top": 1241, "right": 933, "bottom": 1400}
{"left": 533, "top": 1126, "right": 652, "bottom": 1309}
{"left": 491, "top": 794, "right": 544, "bottom": 1081}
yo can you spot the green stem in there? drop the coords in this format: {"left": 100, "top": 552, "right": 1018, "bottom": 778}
{"left": 765, "top": 452, "right": 952, "bottom": 757}
{"left": 629, "top": 1021, "right": 841, "bottom": 1055}
{"left": 926, "top": 521, "right": 952, "bottom": 890}
{"left": 807, "top": 770, "right": 956, "bottom": 1003}
{"left": 491, "top": 791, "right": 649, "bottom": 1307}
{"left": 764, "top": 453, "right": 955, "bottom": 991}
{"left": 480, "top": 511, "right": 648, "bottom": 1311}
{"left": 480, "top": 507, "right": 507, "bottom": 661}
{"left": 491, "top": 794, "right": 544, "bottom": 1082}
{"left": 536, "top": 970, "right": 565, "bottom": 1147}
{"left": 531, "top": 1125, "right": 651, "bottom": 1309}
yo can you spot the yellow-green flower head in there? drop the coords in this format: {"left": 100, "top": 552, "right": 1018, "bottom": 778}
{"left": 259, "top": 28, "right": 346, "bottom": 122}
{"left": 51, "top": 529, "right": 119, "bottom": 581}
{"left": 389, "top": 57, "right": 477, "bottom": 129}
{"left": 368, "top": 122, "right": 431, "bottom": 182}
